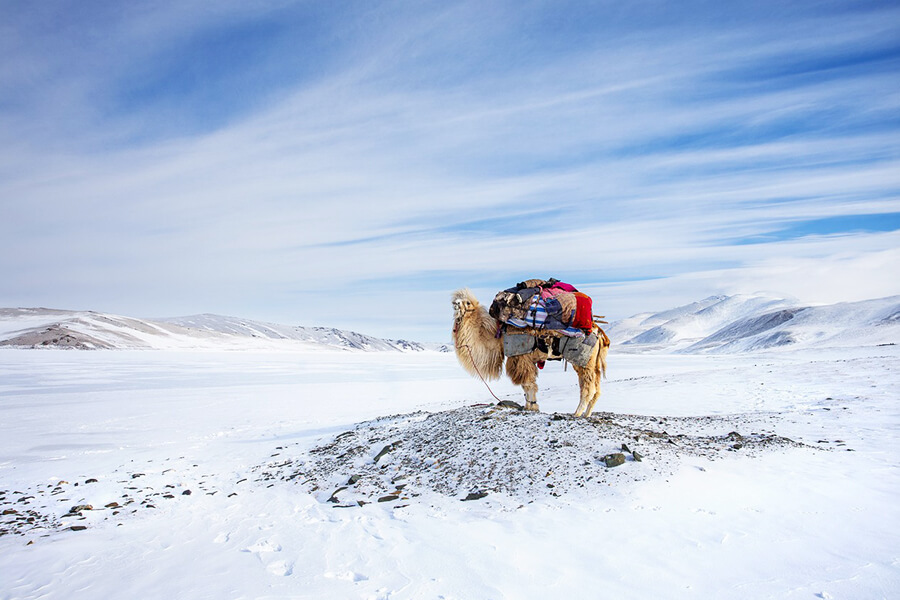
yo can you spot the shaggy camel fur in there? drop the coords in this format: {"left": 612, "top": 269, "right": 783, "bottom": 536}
{"left": 452, "top": 288, "right": 609, "bottom": 417}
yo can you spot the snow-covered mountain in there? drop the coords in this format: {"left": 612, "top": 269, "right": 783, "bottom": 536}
{"left": 0, "top": 308, "right": 433, "bottom": 352}
{"left": 607, "top": 294, "right": 900, "bottom": 353}
{"left": 158, "top": 314, "right": 431, "bottom": 352}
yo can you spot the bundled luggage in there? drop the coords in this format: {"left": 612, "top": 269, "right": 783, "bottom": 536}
{"left": 489, "top": 278, "right": 593, "bottom": 337}
{"left": 490, "top": 278, "right": 607, "bottom": 367}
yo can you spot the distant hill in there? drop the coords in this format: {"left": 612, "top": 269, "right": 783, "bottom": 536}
{"left": 606, "top": 294, "right": 899, "bottom": 353}
{"left": 0, "top": 308, "right": 436, "bottom": 352}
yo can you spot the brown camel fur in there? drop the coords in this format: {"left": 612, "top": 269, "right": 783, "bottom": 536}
{"left": 452, "top": 288, "right": 609, "bottom": 417}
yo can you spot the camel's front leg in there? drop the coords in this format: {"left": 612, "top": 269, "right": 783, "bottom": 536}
{"left": 507, "top": 355, "right": 540, "bottom": 411}
{"left": 522, "top": 381, "right": 539, "bottom": 412}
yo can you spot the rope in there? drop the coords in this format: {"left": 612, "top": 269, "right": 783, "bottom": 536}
{"left": 462, "top": 343, "right": 503, "bottom": 403}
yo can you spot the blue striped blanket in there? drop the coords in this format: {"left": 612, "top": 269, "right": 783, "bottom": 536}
{"left": 506, "top": 296, "right": 585, "bottom": 338}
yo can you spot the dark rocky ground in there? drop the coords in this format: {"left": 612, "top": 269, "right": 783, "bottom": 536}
{"left": 256, "top": 403, "right": 810, "bottom": 508}
{"left": 1, "top": 403, "right": 813, "bottom": 537}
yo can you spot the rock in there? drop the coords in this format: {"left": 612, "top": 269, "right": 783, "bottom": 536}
{"left": 85, "top": 479, "right": 98, "bottom": 484}
{"left": 621, "top": 443, "right": 631, "bottom": 453}
{"left": 603, "top": 453, "right": 626, "bottom": 468}
{"left": 70, "top": 504, "right": 93, "bottom": 513}
{"left": 461, "top": 491, "right": 489, "bottom": 501}
{"left": 2, "top": 509, "right": 17, "bottom": 515}
{"left": 69, "top": 525, "right": 87, "bottom": 531}
{"left": 378, "top": 494, "right": 400, "bottom": 503}
{"left": 497, "top": 400, "right": 524, "bottom": 410}
{"left": 104, "top": 502, "right": 119, "bottom": 509}
{"left": 182, "top": 490, "right": 192, "bottom": 495}
{"left": 373, "top": 442, "right": 401, "bottom": 464}
{"left": 347, "top": 474, "right": 362, "bottom": 485}
{"left": 632, "top": 451, "right": 643, "bottom": 462}
{"left": 328, "top": 487, "right": 348, "bottom": 503}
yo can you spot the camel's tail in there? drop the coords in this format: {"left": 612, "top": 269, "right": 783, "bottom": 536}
{"left": 595, "top": 325, "right": 610, "bottom": 379}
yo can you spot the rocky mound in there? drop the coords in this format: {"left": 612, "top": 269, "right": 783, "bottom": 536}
{"left": 257, "top": 404, "right": 807, "bottom": 507}
{"left": 1, "top": 405, "right": 811, "bottom": 538}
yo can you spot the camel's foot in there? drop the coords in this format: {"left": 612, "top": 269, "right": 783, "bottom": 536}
{"left": 525, "top": 401, "right": 540, "bottom": 412}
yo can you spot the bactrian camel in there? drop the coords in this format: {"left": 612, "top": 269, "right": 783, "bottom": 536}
{"left": 451, "top": 288, "right": 609, "bottom": 417}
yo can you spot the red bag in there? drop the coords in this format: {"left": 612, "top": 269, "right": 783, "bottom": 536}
{"left": 572, "top": 292, "right": 593, "bottom": 330}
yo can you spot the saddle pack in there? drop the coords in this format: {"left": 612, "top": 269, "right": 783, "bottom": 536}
{"left": 491, "top": 278, "right": 604, "bottom": 366}
{"left": 489, "top": 278, "right": 593, "bottom": 336}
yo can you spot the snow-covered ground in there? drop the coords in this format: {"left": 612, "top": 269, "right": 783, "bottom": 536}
{"left": 1, "top": 341, "right": 898, "bottom": 599}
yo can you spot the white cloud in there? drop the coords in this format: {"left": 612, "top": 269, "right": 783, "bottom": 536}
{"left": 1, "top": 1, "right": 898, "bottom": 340}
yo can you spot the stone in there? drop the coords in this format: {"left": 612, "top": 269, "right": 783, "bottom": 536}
{"left": 85, "top": 479, "right": 98, "bottom": 484}
{"left": 328, "top": 487, "right": 348, "bottom": 503}
{"left": 461, "top": 491, "right": 489, "bottom": 501}
{"left": 632, "top": 451, "right": 643, "bottom": 462}
{"left": 347, "top": 474, "right": 362, "bottom": 485}
{"left": 378, "top": 494, "right": 400, "bottom": 503}
{"left": 603, "top": 453, "right": 626, "bottom": 468}
{"left": 182, "top": 490, "right": 192, "bottom": 495}
{"left": 374, "top": 442, "right": 401, "bottom": 464}
{"left": 69, "top": 525, "right": 87, "bottom": 531}
{"left": 621, "top": 443, "right": 631, "bottom": 453}
{"left": 497, "top": 400, "right": 524, "bottom": 410}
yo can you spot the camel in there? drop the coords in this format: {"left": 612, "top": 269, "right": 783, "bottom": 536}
{"left": 452, "top": 288, "right": 609, "bottom": 417}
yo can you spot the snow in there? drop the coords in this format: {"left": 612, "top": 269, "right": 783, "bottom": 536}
{"left": 607, "top": 294, "right": 900, "bottom": 354}
{"left": 1, "top": 335, "right": 898, "bottom": 599}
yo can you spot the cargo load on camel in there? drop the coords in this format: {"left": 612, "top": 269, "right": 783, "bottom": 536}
{"left": 489, "top": 278, "right": 597, "bottom": 337}
{"left": 488, "top": 278, "right": 609, "bottom": 364}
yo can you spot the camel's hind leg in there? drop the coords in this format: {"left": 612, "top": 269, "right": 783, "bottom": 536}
{"left": 573, "top": 365, "right": 599, "bottom": 417}
{"left": 582, "top": 382, "right": 602, "bottom": 418}
{"left": 507, "top": 355, "right": 539, "bottom": 411}
{"left": 574, "top": 336, "right": 609, "bottom": 417}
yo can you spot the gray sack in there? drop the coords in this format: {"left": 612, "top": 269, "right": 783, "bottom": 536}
{"left": 503, "top": 332, "right": 536, "bottom": 357}
{"left": 558, "top": 332, "right": 598, "bottom": 368}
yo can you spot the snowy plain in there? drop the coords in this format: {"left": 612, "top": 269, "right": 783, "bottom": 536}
{"left": 1, "top": 340, "right": 898, "bottom": 600}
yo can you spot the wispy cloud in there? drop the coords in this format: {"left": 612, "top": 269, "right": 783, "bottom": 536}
{"left": 1, "top": 0, "right": 898, "bottom": 340}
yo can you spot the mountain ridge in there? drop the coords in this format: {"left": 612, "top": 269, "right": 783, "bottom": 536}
{"left": 0, "top": 308, "right": 437, "bottom": 352}
{"left": 2, "top": 293, "right": 897, "bottom": 353}
{"left": 606, "top": 294, "right": 900, "bottom": 353}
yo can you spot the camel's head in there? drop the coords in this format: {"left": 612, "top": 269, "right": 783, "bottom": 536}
{"left": 451, "top": 288, "right": 479, "bottom": 323}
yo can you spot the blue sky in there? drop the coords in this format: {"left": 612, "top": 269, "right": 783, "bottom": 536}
{"left": 1, "top": 0, "right": 898, "bottom": 341}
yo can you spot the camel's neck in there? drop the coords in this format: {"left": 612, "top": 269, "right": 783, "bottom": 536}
{"left": 454, "top": 307, "right": 499, "bottom": 346}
